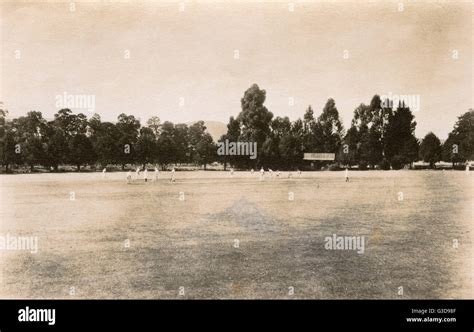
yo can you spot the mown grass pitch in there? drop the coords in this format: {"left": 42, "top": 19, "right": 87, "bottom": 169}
{"left": 0, "top": 170, "right": 472, "bottom": 299}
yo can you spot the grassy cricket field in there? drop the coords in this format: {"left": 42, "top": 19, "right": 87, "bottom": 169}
{"left": 0, "top": 170, "right": 472, "bottom": 299}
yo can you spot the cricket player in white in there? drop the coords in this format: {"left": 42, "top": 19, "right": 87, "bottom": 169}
{"left": 171, "top": 167, "right": 175, "bottom": 182}
{"left": 135, "top": 167, "right": 140, "bottom": 180}
{"left": 154, "top": 167, "right": 159, "bottom": 181}
{"left": 345, "top": 167, "right": 349, "bottom": 182}
{"left": 260, "top": 167, "right": 264, "bottom": 181}
{"left": 102, "top": 168, "right": 106, "bottom": 178}
{"left": 144, "top": 169, "right": 148, "bottom": 182}
{"left": 126, "top": 171, "right": 132, "bottom": 184}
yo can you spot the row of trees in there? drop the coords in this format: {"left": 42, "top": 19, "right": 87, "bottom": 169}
{"left": 219, "top": 84, "right": 473, "bottom": 170}
{"left": 1, "top": 84, "right": 473, "bottom": 172}
{"left": 0, "top": 108, "right": 215, "bottom": 172}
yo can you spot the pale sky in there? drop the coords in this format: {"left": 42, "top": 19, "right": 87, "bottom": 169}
{"left": 1, "top": 1, "right": 472, "bottom": 139}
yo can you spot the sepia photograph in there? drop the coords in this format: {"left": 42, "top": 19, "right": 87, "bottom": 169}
{"left": 0, "top": 0, "right": 473, "bottom": 328}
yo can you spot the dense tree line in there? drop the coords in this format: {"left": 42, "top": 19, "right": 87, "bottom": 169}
{"left": 0, "top": 107, "right": 216, "bottom": 172}
{"left": 0, "top": 84, "right": 473, "bottom": 173}
{"left": 220, "top": 84, "right": 473, "bottom": 170}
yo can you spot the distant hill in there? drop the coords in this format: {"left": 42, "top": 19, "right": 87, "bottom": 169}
{"left": 188, "top": 121, "right": 227, "bottom": 142}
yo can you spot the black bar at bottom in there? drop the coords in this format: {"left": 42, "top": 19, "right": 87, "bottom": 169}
{"left": 0, "top": 300, "right": 472, "bottom": 331}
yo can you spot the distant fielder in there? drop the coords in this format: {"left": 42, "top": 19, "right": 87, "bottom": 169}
{"left": 126, "top": 170, "right": 132, "bottom": 184}
{"left": 171, "top": 167, "right": 176, "bottom": 182}
{"left": 345, "top": 167, "right": 349, "bottom": 182}
{"left": 154, "top": 167, "right": 159, "bottom": 181}
{"left": 144, "top": 168, "right": 148, "bottom": 182}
